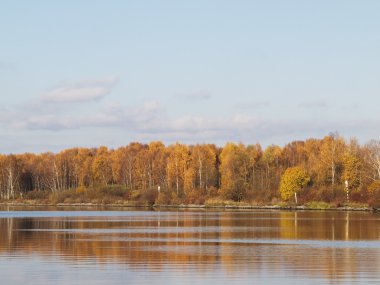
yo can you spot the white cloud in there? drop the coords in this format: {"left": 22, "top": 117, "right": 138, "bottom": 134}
{"left": 14, "top": 113, "right": 122, "bottom": 130}
{"left": 11, "top": 99, "right": 376, "bottom": 145}
{"left": 41, "top": 76, "right": 118, "bottom": 103}
{"left": 136, "top": 101, "right": 163, "bottom": 115}
{"left": 11, "top": 100, "right": 163, "bottom": 131}
{"left": 164, "top": 114, "right": 259, "bottom": 132}
{"left": 2, "top": 82, "right": 379, "bottom": 151}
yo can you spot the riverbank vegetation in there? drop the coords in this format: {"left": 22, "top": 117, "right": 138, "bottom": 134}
{"left": 1, "top": 133, "right": 380, "bottom": 208}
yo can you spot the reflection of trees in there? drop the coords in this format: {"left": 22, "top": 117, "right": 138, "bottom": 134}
{"left": 278, "top": 211, "right": 380, "bottom": 282}
{"left": 278, "top": 211, "right": 379, "bottom": 241}
{"left": 0, "top": 211, "right": 379, "bottom": 282}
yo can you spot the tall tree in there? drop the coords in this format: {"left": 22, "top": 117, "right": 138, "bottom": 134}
{"left": 75, "top": 148, "right": 95, "bottom": 188}
{"left": 166, "top": 143, "right": 189, "bottom": 195}
{"left": 343, "top": 139, "right": 361, "bottom": 191}
{"left": 92, "top": 147, "right": 113, "bottom": 186}
{"left": 319, "top": 133, "right": 345, "bottom": 190}
{"left": 147, "top": 141, "right": 168, "bottom": 190}
{"left": 261, "top": 145, "right": 282, "bottom": 191}
{"left": 220, "top": 143, "right": 249, "bottom": 201}
{"left": 246, "top": 144, "right": 262, "bottom": 192}
{"left": 2, "top": 155, "right": 21, "bottom": 199}
{"left": 191, "top": 144, "right": 218, "bottom": 191}
{"left": 364, "top": 140, "right": 380, "bottom": 181}
{"left": 134, "top": 145, "right": 150, "bottom": 190}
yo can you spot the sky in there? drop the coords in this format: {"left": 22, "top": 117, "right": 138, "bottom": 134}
{"left": 1, "top": 0, "right": 379, "bottom": 153}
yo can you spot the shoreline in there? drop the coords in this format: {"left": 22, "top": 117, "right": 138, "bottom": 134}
{"left": 0, "top": 202, "right": 376, "bottom": 212}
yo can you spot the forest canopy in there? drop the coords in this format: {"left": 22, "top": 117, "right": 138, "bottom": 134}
{"left": 1, "top": 134, "right": 380, "bottom": 207}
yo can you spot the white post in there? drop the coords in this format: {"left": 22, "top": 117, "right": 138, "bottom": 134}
{"left": 345, "top": 180, "right": 349, "bottom": 203}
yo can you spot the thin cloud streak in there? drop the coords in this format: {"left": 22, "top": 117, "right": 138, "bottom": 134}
{"left": 2, "top": 79, "right": 379, "bottom": 151}
{"left": 41, "top": 76, "right": 118, "bottom": 103}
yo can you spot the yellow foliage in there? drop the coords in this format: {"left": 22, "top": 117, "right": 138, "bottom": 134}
{"left": 280, "top": 167, "right": 310, "bottom": 202}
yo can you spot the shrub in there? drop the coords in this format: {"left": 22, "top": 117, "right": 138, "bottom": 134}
{"left": 368, "top": 180, "right": 380, "bottom": 208}
{"left": 140, "top": 188, "right": 158, "bottom": 206}
{"left": 313, "top": 186, "right": 342, "bottom": 203}
{"left": 185, "top": 188, "right": 206, "bottom": 205}
{"left": 207, "top": 186, "right": 219, "bottom": 198}
{"left": 50, "top": 189, "right": 77, "bottom": 204}
{"left": 220, "top": 181, "right": 247, "bottom": 202}
{"left": 349, "top": 188, "right": 368, "bottom": 203}
{"left": 25, "top": 190, "right": 49, "bottom": 200}
{"left": 332, "top": 187, "right": 347, "bottom": 207}
{"left": 155, "top": 190, "right": 173, "bottom": 205}
{"left": 306, "top": 201, "right": 331, "bottom": 209}
{"left": 76, "top": 186, "right": 86, "bottom": 194}
{"left": 204, "top": 197, "right": 226, "bottom": 207}
{"left": 49, "top": 185, "right": 128, "bottom": 204}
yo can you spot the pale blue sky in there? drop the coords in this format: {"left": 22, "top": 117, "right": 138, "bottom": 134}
{"left": 1, "top": 0, "right": 379, "bottom": 153}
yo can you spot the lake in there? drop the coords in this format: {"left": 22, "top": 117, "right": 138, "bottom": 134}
{"left": 0, "top": 207, "right": 379, "bottom": 285}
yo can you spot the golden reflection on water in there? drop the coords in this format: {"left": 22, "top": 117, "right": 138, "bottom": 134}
{"left": 0, "top": 208, "right": 380, "bottom": 284}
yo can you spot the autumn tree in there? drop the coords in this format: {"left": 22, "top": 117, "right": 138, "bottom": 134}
{"left": 125, "top": 142, "right": 145, "bottom": 190}
{"left": 35, "top": 153, "right": 56, "bottom": 192}
{"left": 112, "top": 143, "right": 145, "bottom": 190}
{"left": 3, "top": 155, "right": 22, "bottom": 199}
{"left": 280, "top": 166, "right": 310, "bottom": 204}
{"left": 92, "top": 147, "right": 113, "bottom": 186}
{"left": 147, "top": 141, "right": 168, "bottom": 190}
{"left": 261, "top": 145, "right": 282, "bottom": 192}
{"left": 112, "top": 147, "right": 129, "bottom": 187}
{"left": 190, "top": 144, "right": 218, "bottom": 191}
{"left": 0, "top": 155, "right": 7, "bottom": 198}
{"left": 364, "top": 140, "right": 380, "bottom": 181}
{"left": 183, "top": 165, "right": 196, "bottom": 194}
{"left": 134, "top": 145, "right": 150, "bottom": 190}
{"left": 282, "top": 141, "right": 306, "bottom": 169}
{"left": 246, "top": 144, "right": 262, "bottom": 192}
{"left": 52, "top": 149, "right": 80, "bottom": 191}
{"left": 367, "top": 180, "right": 380, "bottom": 207}
{"left": 343, "top": 139, "right": 361, "bottom": 191}
{"left": 319, "top": 133, "right": 345, "bottom": 190}
{"left": 75, "top": 148, "right": 95, "bottom": 188}
{"left": 166, "top": 143, "right": 189, "bottom": 195}
{"left": 303, "top": 138, "right": 322, "bottom": 186}
{"left": 220, "top": 143, "right": 249, "bottom": 201}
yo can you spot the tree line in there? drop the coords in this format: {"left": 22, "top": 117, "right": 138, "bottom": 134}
{"left": 1, "top": 133, "right": 380, "bottom": 206}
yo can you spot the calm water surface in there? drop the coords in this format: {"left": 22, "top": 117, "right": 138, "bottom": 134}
{"left": 0, "top": 207, "right": 379, "bottom": 285}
